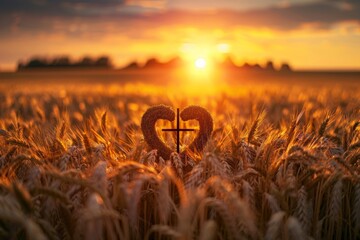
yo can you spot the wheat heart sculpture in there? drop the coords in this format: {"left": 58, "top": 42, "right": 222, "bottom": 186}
{"left": 141, "top": 105, "right": 213, "bottom": 160}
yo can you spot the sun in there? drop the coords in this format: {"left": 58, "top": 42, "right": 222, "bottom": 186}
{"left": 194, "top": 58, "right": 206, "bottom": 69}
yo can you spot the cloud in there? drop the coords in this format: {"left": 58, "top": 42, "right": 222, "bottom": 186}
{"left": 126, "top": 0, "right": 166, "bottom": 9}
{"left": 0, "top": 0, "right": 359, "bottom": 38}
{"left": 228, "top": 1, "right": 360, "bottom": 29}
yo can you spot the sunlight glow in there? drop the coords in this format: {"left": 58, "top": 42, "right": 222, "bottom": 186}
{"left": 195, "top": 58, "right": 206, "bottom": 69}
{"left": 217, "top": 43, "right": 230, "bottom": 53}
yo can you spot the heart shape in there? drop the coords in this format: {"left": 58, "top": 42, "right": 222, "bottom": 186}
{"left": 141, "top": 105, "right": 213, "bottom": 160}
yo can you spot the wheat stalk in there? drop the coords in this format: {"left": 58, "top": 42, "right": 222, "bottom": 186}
{"left": 265, "top": 211, "right": 286, "bottom": 240}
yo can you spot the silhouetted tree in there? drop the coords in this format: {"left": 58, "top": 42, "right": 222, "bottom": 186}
{"left": 164, "top": 57, "right": 183, "bottom": 68}
{"left": 95, "top": 56, "right": 112, "bottom": 68}
{"left": 241, "top": 62, "right": 252, "bottom": 70}
{"left": 265, "top": 61, "right": 275, "bottom": 71}
{"left": 51, "top": 56, "right": 70, "bottom": 67}
{"left": 17, "top": 62, "right": 25, "bottom": 70}
{"left": 280, "top": 62, "right": 292, "bottom": 72}
{"left": 27, "top": 58, "right": 48, "bottom": 68}
{"left": 240, "top": 62, "right": 264, "bottom": 71}
{"left": 122, "top": 61, "right": 140, "bottom": 70}
{"left": 221, "top": 56, "right": 237, "bottom": 69}
{"left": 144, "top": 58, "right": 161, "bottom": 69}
{"left": 79, "top": 57, "right": 94, "bottom": 67}
{"left": 17, "top": 55, "right": 114, "bottom": 70}
{"left": 253, "top": 63, "right": 263, "bottom": 71}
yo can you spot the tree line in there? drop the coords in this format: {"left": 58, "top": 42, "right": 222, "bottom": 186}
{"left": 18, "top": 56, "right": 112, "bottom": 70}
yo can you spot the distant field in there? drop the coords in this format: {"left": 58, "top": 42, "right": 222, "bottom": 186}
{"left": 1, "top": 69, "right": 359, "bottom": 91}
{"left": 0, "top": 70, "right": 359, "bottom": 239}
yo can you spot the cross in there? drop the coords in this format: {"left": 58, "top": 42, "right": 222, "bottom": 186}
{"left": 162, "top": 108, "right": 195, "bottom": 153}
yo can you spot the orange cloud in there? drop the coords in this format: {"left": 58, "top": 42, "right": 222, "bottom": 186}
{"left": 0, "top": 1, "right": 359, "bottom": 70}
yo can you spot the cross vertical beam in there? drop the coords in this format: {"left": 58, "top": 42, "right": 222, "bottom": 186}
{"left": 162, "top": 108, "right": 195, "bottom": 153}
{"left": 176, "top": 108, "right": 180, "bottom": 153}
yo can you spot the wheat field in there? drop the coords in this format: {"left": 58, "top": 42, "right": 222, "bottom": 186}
{"left": 0, "top": 77, "right": 359, "bottom": 240}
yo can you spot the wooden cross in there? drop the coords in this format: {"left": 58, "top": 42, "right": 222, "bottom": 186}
{"left": 162, "top": 108, "right": 195, "bottom": 153}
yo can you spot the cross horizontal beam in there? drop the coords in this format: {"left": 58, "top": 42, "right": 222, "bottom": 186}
{"left": 162, "top": 129, "right": 195, "bottom": 131}
{"left": 161, "top": 108, "right": 196, "bottom": 153}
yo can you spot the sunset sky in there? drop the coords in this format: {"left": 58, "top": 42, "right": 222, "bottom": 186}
{"left": 0, "top": 0, "right": 359, "bottom": 70}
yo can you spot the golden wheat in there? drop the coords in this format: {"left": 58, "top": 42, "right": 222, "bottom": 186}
{"left": 0, "top": 82, "right": 359, "bottom": 239}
